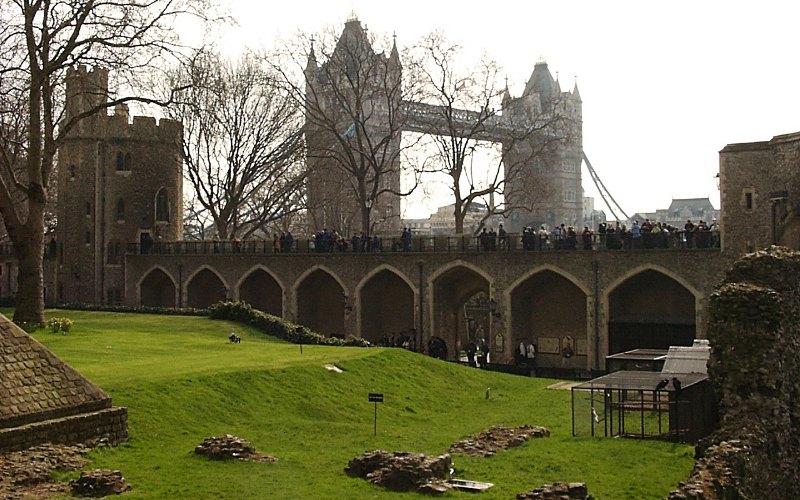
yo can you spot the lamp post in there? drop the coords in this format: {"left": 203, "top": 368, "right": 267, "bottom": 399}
{"left": 365, "top": 197, "right": 373, "bottom": 236}
{"left": 487, "top": 296, "right": 503, "bottom": 360}
{"left": 488, "top": 297, "right": 499, "bottom": 318}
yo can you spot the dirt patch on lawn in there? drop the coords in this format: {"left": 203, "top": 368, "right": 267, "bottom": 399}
{"left": 0, "top": 443, "right": 90, "bottom": 499}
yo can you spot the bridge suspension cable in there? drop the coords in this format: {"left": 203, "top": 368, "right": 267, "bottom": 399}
{"left": 582, "top": 151, "right": 630, "bottom": 222}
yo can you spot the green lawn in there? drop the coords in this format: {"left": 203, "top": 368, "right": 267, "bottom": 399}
{"left": 29, "top": 310, "right": 694, "bottom": 499}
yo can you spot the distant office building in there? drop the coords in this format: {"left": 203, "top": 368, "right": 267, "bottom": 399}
{"left": 403, "top": 202, "right": 502, "bottom": 235}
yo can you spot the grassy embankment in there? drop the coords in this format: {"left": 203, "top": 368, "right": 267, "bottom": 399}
{"left": 29, "top": 310, "right": 694, "bottom": 499}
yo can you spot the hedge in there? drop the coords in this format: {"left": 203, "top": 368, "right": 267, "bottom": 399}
{"left": 207, "top": 301, "right": 370, "bottom": 347}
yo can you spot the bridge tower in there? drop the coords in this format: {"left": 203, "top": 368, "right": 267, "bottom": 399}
{"left": 304, "top": 15, "right": 403, "bottom": 236}
{"left": 501, "top": 60, "right": 583, "bottom": 233}
{"left": 55, "top": 66, "right": 183, "bottom": 305}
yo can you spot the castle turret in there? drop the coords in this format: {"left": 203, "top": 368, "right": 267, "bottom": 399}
{"left": 304, "top": 15, "right": 403, "bottom": 235}
{"left": 65, "top": 66, "right": 109, "bottom": 122}
{"left": 503, "top": 59, "right": 584, "bottom": 232}
{"left": 56, "top": 66, "right": 182, "bottom": 306}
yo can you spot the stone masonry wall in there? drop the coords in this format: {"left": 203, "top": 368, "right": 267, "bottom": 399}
{"left": 669, "top": 246, "right": 800, "bottom": 499}
{"left": 719, "top": 131, "right": 800, "bottom": 256}
{"left": 0, "top": 407, "right": 127, "bottom": 453}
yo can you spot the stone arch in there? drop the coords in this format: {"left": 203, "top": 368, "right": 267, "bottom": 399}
{"left": 606, "top": 264, "right": 702, "bottom": 300}
{"left": 428, "top": 261, "right": 493, "bottom": 361}
{"left": 236, "top": 265, "right": 284, "bottom": 317}
{"left": 508, "top": 267, "right": 589, "bottom": 372}
{"left": 355, "top": 265, "right": 416, "bottom": 346}
{"left": 605, "top": 265, "right": 698, "bottom": 355}
{"left": 138, "top": 266, "right": 176, "bottom": 308}
{"left": 186, "top": 266, "right": 228, "bottom": 309}
{"left": 294, "top": 266, "right": 347, "bottom": 338}
{"left": 507, "top": 264, "right": 590, "bottom": 297}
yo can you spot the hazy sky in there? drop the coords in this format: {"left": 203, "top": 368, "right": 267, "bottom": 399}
{"left": 208, "top": 1, "right": 800, "bottom": 219}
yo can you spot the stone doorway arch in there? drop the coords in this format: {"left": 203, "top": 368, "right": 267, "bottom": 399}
{"left": 608, "top": 269, "right": 696, "bottom": 354}
{"left": 238, "top": 267, "right": 283, "bottom": 317}
{"left": 296, "top": 268, "right": 345, "bottom": 337}
{"left": 357, "top": 268, "right": 415, "bottom": 347}
{"left": 430, "top": 264, "right": 491, "bottom": 361}
{"left": 139, "top": 267, "right": 176, "bottom": 308}
{"left": 509, "top": 269, "right": 588, "bottom": 372}
{"left": 186, "top": 267, "right": 227, "bottom": 309}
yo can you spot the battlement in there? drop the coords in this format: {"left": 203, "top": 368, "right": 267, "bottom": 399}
{"left": 66, "top": 65, "right": 110, "bottom": 82}
{"left": 64, "top": 66, "right": 180, "bottom": 143}
{"left": 68, "top": 111, "right": 181, "bottom": 143}
{"left": 130, "top": 116, "right": 181, "bottom": 141}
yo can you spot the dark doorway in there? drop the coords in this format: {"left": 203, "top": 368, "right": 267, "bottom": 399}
{"left": 239, "top": 269, "right": 283, "bottom": 317}
{"left": 140, "top": 268, "right": 176, "bottom": 307}
{"left": 608, "top": 270, "right": 695, "bottom": 355}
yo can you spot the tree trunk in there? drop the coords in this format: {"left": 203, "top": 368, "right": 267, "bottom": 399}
{"left": 454, "top": 200, "right": 465, "bottom": 234}
{"left": 12, "top": 227, "right": 45, "bottom": 325}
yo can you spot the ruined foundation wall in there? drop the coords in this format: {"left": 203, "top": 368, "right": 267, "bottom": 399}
{"left": 669, "top": 246, "right": 800, "bottom": 499}
{"left": 0, "top": 407, "right": 127, "bottom": 453}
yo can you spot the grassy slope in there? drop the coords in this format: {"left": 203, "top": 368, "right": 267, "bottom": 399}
{"left": 30, "top": 311, "right": 693, "bottom": 499}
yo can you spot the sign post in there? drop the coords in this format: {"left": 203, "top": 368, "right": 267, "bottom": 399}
{"left": 368, "top": 393, "right": 384, "bottom": 436}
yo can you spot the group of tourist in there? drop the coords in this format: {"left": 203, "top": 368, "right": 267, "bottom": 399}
{"left": 598, "top": 218, "right": 721, "bottom": 250}
{"left": 477, "top": 224, "right": 508, "bottom": 251}
{"left": 465, "top": 337, "right": 491, "bottom": 368}
{"left": 376, "top": 331, "right": 417, "bottom": 350}
{"left": 138, "top": 218, "right": 722, "bottom": 255}
{"left": 272, "top": 232, "right": 294, "bottom": 253}
{"left": 308, "top": 228, "right": 381, "bottom": 253}
{"left": 515, "top": 340, "right": 537, "bottom": 367}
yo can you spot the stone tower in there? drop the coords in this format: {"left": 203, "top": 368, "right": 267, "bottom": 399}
{"left": 304, "top": 15, "right": 403, "bottom": 235}
{"left": 55, "top": 66, "right": 182, "bottom": 305}
{"left": 501, "top": 60, "right": 583, "bottom": 232}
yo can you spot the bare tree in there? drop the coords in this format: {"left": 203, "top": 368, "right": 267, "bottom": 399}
{"left": 272, "top": 17, "right": 424, "bottom": 237}
{"left": 0, "top": 0, "right": 212, "bottom": 324}
{"left": 413, "top": 32, "right": 575, "bottom": 234}
{"left": 169, "top": 50, "right": 306, "bottom": 240}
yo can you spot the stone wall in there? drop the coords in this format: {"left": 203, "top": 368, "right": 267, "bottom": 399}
{"left": 125, "top": 247, "right": 733, "bottom": 371}
{"left": 0, "top": 407, "right": 127, "bottom": 453}
{"left": 719, "top": 131, "right": 800, "bottom": 256}
{"left": 669, "top": 246, "right": 800, "bottom": 498}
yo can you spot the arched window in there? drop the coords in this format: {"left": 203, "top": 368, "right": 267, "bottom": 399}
{"left": 155, "top": 188, "right": 169, "bottom": 222}
{"left": 116, "top": 198, "right": 125, "bottom": 221}
{"left": 116, "top": 152, "right": 124, "bottom": 171}
{"left": 107, "top": 241, "right": 122, "bottom": 264}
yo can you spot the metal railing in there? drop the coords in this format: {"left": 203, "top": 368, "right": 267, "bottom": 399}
{"left": 124, "top": 230, "right": 721, "bottom": 256}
